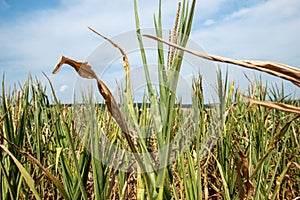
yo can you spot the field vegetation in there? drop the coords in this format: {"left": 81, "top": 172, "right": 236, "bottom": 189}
{"left": 0, "top": 0, "right": 299, "bottom": 199}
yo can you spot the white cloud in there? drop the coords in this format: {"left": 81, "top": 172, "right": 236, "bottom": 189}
{"left": 59, "top": 84, "right": 69, "bottom": 92}
{"left": 203, "top": 19, "right": 215, "bottom": 26}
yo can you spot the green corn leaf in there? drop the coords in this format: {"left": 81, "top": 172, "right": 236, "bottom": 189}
{"left": 0, "top": 145, "right": 41, "bottom": 200}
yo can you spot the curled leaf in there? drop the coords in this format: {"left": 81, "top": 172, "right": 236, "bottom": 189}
{"left": 53, "top": 56, "right": 97, "bottom": 79}
{"left": 52, "top": 55, "right": 150, "bottom": 175}
{"left": 52, "top": 56, "right": 129, "bottom": 136}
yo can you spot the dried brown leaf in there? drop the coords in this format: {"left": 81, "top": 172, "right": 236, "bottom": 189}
{"left": 52, "top": 56, "right": 152, "bottom": 178}
{"left": 244, "top": 96, "right": 300, "bottom": 114}
{"left": 143, "top": 34, "right": 300, "bottom": 87}
{"left": 52, "top": 56, "right": 97, "bottom": 79}
{"left": 52, "top": 56, "right": 132, "bottom": 143}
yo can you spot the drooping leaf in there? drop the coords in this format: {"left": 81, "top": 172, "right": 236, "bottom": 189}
{"left": 244, "top": 96, "right": 300, "bottom": 114}
{"left": 143, "top": 34, "right": 300, "bottom": 87}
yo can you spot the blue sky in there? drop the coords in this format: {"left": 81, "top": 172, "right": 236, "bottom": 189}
{"left": 0, "top": 0, "right": 299, "bottom": 103}
{"left": 0, "top": 0, "right": 60, "bottom": 20}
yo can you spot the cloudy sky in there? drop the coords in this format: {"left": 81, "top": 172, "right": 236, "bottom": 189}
{"left": 0, "top": 0, "right": 299, "bottom": 103}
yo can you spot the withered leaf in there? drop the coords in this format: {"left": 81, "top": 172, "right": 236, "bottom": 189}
{"left": 52, "top": 55, "right": 150, "bottom": 175}
{"left": 52, "top": 56, "right": 97, "bottom": 79}
{"left": 144, "top": 34, "right": 300, "bottom": 87}
{"left": 52, "top": 56, "right": 131, "bottom": 139}
{"left": 244, "top": 96, "right": 300, "bottom": 114}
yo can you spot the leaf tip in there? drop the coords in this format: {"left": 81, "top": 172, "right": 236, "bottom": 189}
{"left": 52, "top": 56, "right": 66, "bottom": 74}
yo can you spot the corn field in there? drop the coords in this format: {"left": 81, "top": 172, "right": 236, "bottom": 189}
{"left": 0, "top": 0, "right": 299, "bottom": 199}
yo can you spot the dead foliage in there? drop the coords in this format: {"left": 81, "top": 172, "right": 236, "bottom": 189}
{"left": 244, "top": 96, "right": 300, "bottom": 114}
{"left": 143, "top": 34, "right": 300, "bottom": 87}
